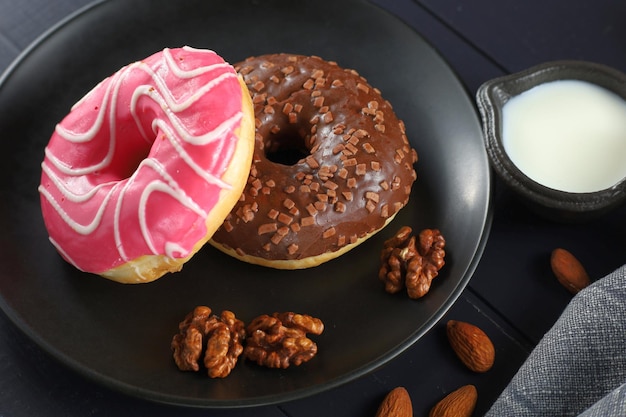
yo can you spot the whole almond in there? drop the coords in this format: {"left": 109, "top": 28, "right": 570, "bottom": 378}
{"left": 446, "top": 320, "right": 495, "bottom": 373}
{"left": 375, "top": 386, "right": 413, "bottom": 417}
{"left": 429, "top": 385, "right": 477, "bottom": 417}
{"left": 550, "top": 248, "right": 590, "bottom": 294}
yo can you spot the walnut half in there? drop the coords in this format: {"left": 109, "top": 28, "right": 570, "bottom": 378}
{"left": 244, "top": 312, "right": 324, "bottom": 369}
{"left": 379, "top": 226, "right": 446, "bottom": 299}
{"left": 171, "top": 306, "right": 245, "bottom": 378}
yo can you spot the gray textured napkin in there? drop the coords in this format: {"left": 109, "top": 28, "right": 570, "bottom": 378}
{"left": 486, "top": 264, "right": 626, "bottom": 416}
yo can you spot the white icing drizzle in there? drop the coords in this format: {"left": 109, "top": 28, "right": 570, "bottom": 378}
{"left": 49, "top": 237, "right": 83, "bottom": 271}
{"left": 54, "top": 81, "right": 111, "bottom": 143}
{"left": 154, "top": 118, "right": 236, "bottom": 188}
{"left": 129, "top": 62, "right": 236, "bottom": 143}
{"left": 39, "top": 180, "right": 119, "bottom": 235}
{"left": 46, "top": 66, "right": 125, "bottom": 176}
{"left": 136, "top": 159, "right": 208, "bottom": 256}
{"left": 41, "top": 162, "right": 116, "bottom": 203}
{"left": 165, "top": 242, "right": 188, "bottom": 259}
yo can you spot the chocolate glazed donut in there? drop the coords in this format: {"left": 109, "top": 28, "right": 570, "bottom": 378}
{"left": 210, "top": 54, "right": 418, "bottom": 269}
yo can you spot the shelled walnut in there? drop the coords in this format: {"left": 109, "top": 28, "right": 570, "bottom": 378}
{"left": 379, "top": 226, "right": 446, "bottom": 299}
{"left": 171, "top": 306, "right": 245, "bottom": 378}
{"left": 244, "top": 312, "right": 324, "bottom": 369}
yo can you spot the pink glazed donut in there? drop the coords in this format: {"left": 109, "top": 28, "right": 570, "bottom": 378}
{"left": 39, "top": 47, "right": 255, "bottom": 283}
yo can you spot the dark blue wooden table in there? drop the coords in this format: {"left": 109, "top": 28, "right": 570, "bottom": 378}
{"left": 1, "top": 0, "right": 625, "bottom": 415}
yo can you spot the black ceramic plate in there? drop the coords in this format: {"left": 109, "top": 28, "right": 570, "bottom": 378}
{"left": 0, "top": 0, "right": 491, "bottom": 408}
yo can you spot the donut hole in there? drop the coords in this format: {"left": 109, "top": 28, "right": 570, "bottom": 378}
{"left": 264, "top": 127, "right": 311, "bottom": 166}
{"left": 99, "top": 138, "right": 153, "bottom": 183}
{"left": 118, "top": 150, "right": 150, "bottom": 180}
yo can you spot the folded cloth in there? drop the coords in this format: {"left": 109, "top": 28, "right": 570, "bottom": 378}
{"left": 485, "top": 264, "right": 626, "bottom": 417}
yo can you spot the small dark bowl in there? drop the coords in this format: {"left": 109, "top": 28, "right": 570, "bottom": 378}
{"left": 476, "top": 60, "right": 626, "bottom": 221}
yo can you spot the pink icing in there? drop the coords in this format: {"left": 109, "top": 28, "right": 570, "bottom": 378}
{"left": 39, "top": 47, "right": 243, "bottom": 276}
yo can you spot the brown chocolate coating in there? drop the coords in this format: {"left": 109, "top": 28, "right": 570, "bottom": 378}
{"left": 210, "top": 54, "right": 417, "bottom": 268}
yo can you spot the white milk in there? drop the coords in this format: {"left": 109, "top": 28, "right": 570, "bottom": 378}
{"left": 502, "top": 79, "right": 626, "bottom": 192}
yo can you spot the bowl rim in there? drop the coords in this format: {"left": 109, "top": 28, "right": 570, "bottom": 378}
{"left": 476, "top": 60, "right": 626, "bottom": 213}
